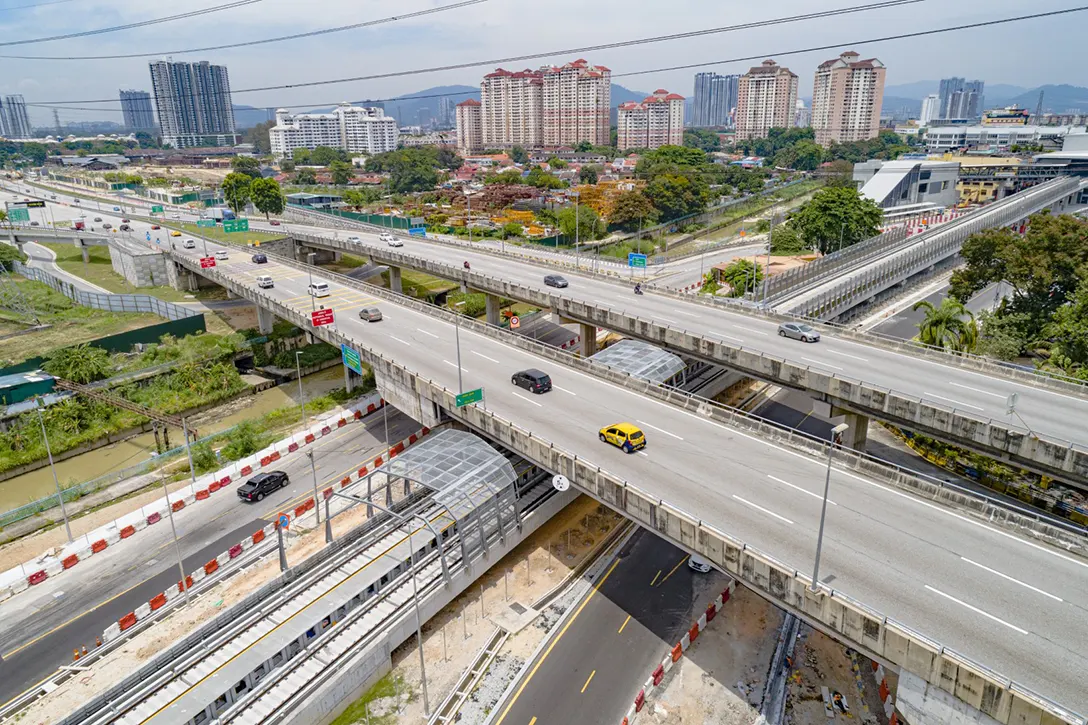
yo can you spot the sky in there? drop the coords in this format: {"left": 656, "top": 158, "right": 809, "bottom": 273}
{"left": 0, "top": 0, "right": 1084, "bottom": 126}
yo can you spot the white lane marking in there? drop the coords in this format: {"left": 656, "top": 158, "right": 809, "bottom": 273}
{"left": 512, "top": 392, "right": 542, "bottom": 407}
{"left": 768, "top": 475, "right": 837, "bottom": 505}
{"left": 923, "top": 585, "right": 1029, "bottom": 634}
{"left": 636, "top": 420, "right": 684, "bottom": 441}
{"left": 417, "top": 328, "right": 440, "bottom": 338}
{"left": 554, "top": 386, "right": 577, "bottom": 396}
{"left": 471, "top": 351, "right": 500, "bottom": 363}
{"left": 824, "top": 349, "right": 868, "bottom": 363}
{"left": 442, "top": 360, "right": 465, "bottom": 371}
{"left": 390, "top": 335, "right": 410, "bottom": 345}
{"left": 801, "top": 357, "right": 843, "bottom": 371}
{"left": 948, "top": 382, "right": 1006, "bottom": 400}
{"left": 959, "top": 557, "right": 1063, "bottom": 602}
{"left": 923, "top": 392, "right": 985, "bottom": 412}
{"left": 735, "top": 325, "right": 769, "bottom": 336}
{"left": 712, "top": 331, "right": 745, "bottom": 343}
{"left": 674, "top": 310, "right": 699, "bottom": 317}
{"left": 732, "top": 495, "right": 794, "bottom": 525}
{"left": 656, "top": 316, "right": 678, "bottom": 324}
{"left": 638, "top": 451, "right": 649, "bottom": 457}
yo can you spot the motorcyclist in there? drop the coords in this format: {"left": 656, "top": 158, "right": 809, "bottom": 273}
{"left": 463, "top": 260, "right": 471, "bottom": 270}
{"left": 634, "top": 282, "right": 643, "bottom": 295}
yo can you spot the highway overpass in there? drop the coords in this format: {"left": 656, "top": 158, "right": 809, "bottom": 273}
{"left": 160, "top": 234, "right": 1088, "bottom": 723}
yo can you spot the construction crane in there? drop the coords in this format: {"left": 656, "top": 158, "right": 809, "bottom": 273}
{"left": 1034, "top": 90, "right": 1045, "bottom": 122}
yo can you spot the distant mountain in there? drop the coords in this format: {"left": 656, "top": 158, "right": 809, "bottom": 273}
{"left": 882, "top": 81, "right": 941, "bottom": 100}
{"left": 999, "top": 84, "right": 1088, "bottom": 113}
{"left": 380, "top": 85, "right": 479, "bottom": 126}
{"left": 881, "top": 95, "right": 922, "bottom": 118}
{"left": 981, "top": 84, "right": 1031, "bottom": 105}
{"left": 610, "top": 83, "right": 651, "bottom": 124}
{"left": 232, "top": 105, "right": 274, "bottom": 129}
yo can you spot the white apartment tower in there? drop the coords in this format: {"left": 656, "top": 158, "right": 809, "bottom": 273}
{"left": 810, "top": 51, "right": 886, "bottom": 147}
{"left": 617, "top": 89, "right": 685, "bottom": 150}
{"left": 149, "top": 60, "right": 237, "bottom": 148}
{"left": 480, "top": 68, "right": 543, "bottom": 148}
{"left": 735, "top": 60, "right": 798, "bottom": 141}
{"left": 269, "top": 103, "right": 398, "bottom": 158}
{"left": 542, "top": 59, "right": 611, "bottom": 147}
{"left": 456, "top": 99, "right": 483, "bottom": 154}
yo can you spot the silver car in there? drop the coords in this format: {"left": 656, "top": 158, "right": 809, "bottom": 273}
{"left": 778, "top": 322, "right": 820, "bottom": 343}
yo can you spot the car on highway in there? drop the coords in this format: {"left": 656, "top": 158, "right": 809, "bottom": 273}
{"left": 151, "top": 224, "right": 161, "bottom": 230}
{"left": 29, "top": 220, "right": 39, "bottom": 226}
{"left": 183, "top": 239, "right": 196, "bottom": 249}
{"left": 256, "top": 274, "right": 274, "bottom": 288}
{"left": 359, "top": 307, "right": 383, "bottom": 322}
{"left": 688, "top": 554, "right": 712, "bottom": 573}
{"left": 170, "top": 213, "right": 180, "bottom": 219}
{"left": 511, "top": 368, "right": 551, "bottom": 394}
{"left": 777, "top": 321, "right": 820, "bottom": 343}
{"left": 544, "top": 274, "right": 569, "bottom": 288}
{"left": 237, "top": 471, "right": 289, "bottom": 502}
{"left": 347, "top": 235, "right": 362, "bottom": 243}
{"left": 49, "top": 194, "right": 56, "bottom": 199}
{"left": 121, "top": 218, "right": 130, "bottom": 223}
{"left": 251, "top": 253, "right": 268, "bottom": 264}
{"left": 119, "top": 224, "right": 132, "bottom": 231}
{"left": 380, "top": 232, "right": 402, "bottom": 247}
{"left": 308, "top": 281, "right": 331, "bottom": 297}
{"left": 101, "top": 224, "right": 112, "bottom": 230}
{"left": 170, "top": 230, "right": 182, "bottom": 237}
{"left": 270, "top": 220, "right": 281, "bottom": 226}
{"left": 598, "top": 422, "right": 646, "bottom": 453}
{"left": 94, "top": 216, "right": 102, "bottom": 222}
{"left": 112, "top": 206, "right": 120, "bottom": 211}
{"left": 215, "top": 249, "right": 228, "bottom": 260}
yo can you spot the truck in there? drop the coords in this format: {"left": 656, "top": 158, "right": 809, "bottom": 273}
{"left": 207, "top": 207, "right": 236, "bottom": 222}
{"left": 73, "top": 220, "right": 85, "bottom": 231}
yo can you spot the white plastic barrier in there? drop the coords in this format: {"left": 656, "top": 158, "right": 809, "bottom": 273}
{"left": 191, "top": 567, "right": 206, "bottom": 585}
{"left": 43, "top": 558, "right": 63, "bottom": 576}
{"left": 102, "top": 622, "right": 122, "bottom": 643}
{"left": 215, "top": 551, "right": 230, "bottom": 569}
{"left": 134, "top": 602, "right": 151, "bottom": 620}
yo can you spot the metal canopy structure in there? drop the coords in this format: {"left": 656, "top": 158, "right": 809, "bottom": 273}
{"left": 591, "top": 338, "right": 686, "bottom": 385}
{"left": 384, "top": 428, "right": 517, "bottom": 510}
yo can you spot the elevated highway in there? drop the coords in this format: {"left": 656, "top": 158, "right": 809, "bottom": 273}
{"left": 158, "top": 233, "right": 1088, "bottom": 722}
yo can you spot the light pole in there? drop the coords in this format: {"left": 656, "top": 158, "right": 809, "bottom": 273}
{"left": 306, "top": 254, "right": 317, "bottom": 312}
{"left": 35, "top": 399, "right": 72, "bottom": 543}
{"left": 452, "top": 300, "right": 466, "bottom": 393}
{"left": 161, "top": 469, "right": 191, "bottom": 605}
{"left": 307, "top": 450, "right": 321, "bottom": 524}
{"left": 811, "top": 422, "right": 849, "bottom": 592}
{"left": 571, "top": 191, "right": 580, "bottom": 268}
{"left": 465, "top": 190, "right": 471, "bottom": 245}
{"left": 295, "top": 350, "right": 308, "bottom": 427}
{"left": 182, "top": 418, "right": 196, "bottom": 484}
{"left": 761, "top": 205, "right": 775, "bottom": 307}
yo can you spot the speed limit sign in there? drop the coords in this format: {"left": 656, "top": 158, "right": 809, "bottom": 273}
{"left": 510, "top": 316, "right": 521, "bottom": 329}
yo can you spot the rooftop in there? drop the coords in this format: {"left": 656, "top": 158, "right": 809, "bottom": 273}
{"left": 590, "top": 339, "right": 686, "bottom": 385}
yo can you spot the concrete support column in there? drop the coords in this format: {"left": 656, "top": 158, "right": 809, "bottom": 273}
{"left": 80, "top": 245, "right": 89, "bottom": 264}
{"left": 485, "top": 294, "right": 501, "bottom": 326}
{"left": 226, "top": 288, "right": 237, "bottom": 300}
{"left": 832, "top": 407, "right": 870, "bottom": 452}
{"left": 579, "top": 322, "right": 597, "bottom": 357}
{"left": 388, "top": 266, "right": 402, "bottom": 294}
{"left": 256, "top": 305, "right": 275, "bottom": 335}
{"left": 344, "top": 365, "right": 356, "bottom": 393}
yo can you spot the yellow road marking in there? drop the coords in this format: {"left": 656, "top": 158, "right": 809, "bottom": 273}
{"left": 528, "top": 718, "right": 537, "bottom": 725}
{"left": 618, "top": 614, "right": 632, "bottom": 634}
{"left": 650, "top": 570, "right": 661, "bottom": 587}
{"left": 656, "top": 554, "right": 689, "bottom": 588}
{"left": 493, "top": 557, "right": 622, "bottom": 725}
{"left": 580, "top": 670, "right": 596, "bottom": 694}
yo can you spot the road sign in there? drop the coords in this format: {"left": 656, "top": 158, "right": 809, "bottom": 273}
{"left": 628, "top": 253, "right": 647, "bottom": 268}
{"left": 7, "top": 207, "right": 28, "bottom": 222}
{"left": 341, "top": 344, "right": 363, "bottom": 374}
{"left": 552, "top": 474, "right": 570, "bottom": 492}
{"left": 197, "top": 219, "right": 215, "bottom": 227}
{"left": 408, "top": 227, "right": 427, "bottom": 237}
{"left": 200, "top": 257, "right": 217, "bottom": 268}
{"left": 223, "top": 219, "right": 249, "bottom": 233}
{"left": 455, "top": 387, "right": 483, "bottom": 408}
{"left": 8, "top": 200, "right": 45, "bottom": 209}
{"left": 1006, "top": 392, "right": 1019, "bottom": 415}
{"left": 739, "top": 229, "right": 747, "bottom": 237}
{"left": 311, "top": 308, "right": 335, "bottom": 327}
{"left": 277, "top": 513, "right": 290, "bottom": 530}
{"left": 509, "top": 315, "right": 520, "bottom": 329}
{"left": 151, "top": 205, "right": 164, "bottom": 213}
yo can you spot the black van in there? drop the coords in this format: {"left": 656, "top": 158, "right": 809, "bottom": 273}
{"left": 511, "top": 368, "right": 552, "bottom": 394}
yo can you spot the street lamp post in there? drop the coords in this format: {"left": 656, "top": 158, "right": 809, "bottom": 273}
{"left": 465, "top": 191, "right": 471, "bottom": 245}
{"left": 295, "top": 350, "right": 308, "bottom": 427}
{"left": 571, "top": 191, "right": 580, "bottom": 268}
{"left": 761, "top": 205, "right": 775, "bottom": 307}
{"left": 307, "top": 450, "right": 321, "bottom": 524}
{"left": 161, "top": 469, "right": 191, "bottom": 606}
{"left": 35, "top": 400, "right": 72, "bottom": 543}
{"left": 452, "top": 300, "right": 466, "bottom": 393}
{"left": 811, "top": 422, "right": 849, "bottom": 592}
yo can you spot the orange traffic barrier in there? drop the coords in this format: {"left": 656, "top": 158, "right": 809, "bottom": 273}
{"left": 323, "top": 487, "right": 334, "bottom": 499}
{"left": 294, "top": 504, "right": 307, "bottom": 518}
{"left": 260, "top": 456, "right": 271, "bottom": 467}
{"left": 195, "top": 489, "right": 210, "bottom": 500}
{"left": 393, "top": 442, "right": 406, "bottom": 454}
{"left": 321, "top": 426, "right": 331, "bottom": 435}
{"left": 421, "top": 426, "right": 430, "bottom": 436}
{"left": 62, "top": 554, "right": 79, "bottom": 569}
{"left": 634, "top": 690, "right": 646, "bottom": 713}
{"left": 671, "top": 643, "right": 683, "bottom": 662}
{"left": 269, "top": 451, "right": 281, "bottom": 461}
{"left": 705, "top": 604, "right": 716, "bottom": 622}
{"left": 354, "top": 409, "right": 363, "bottom": 419}
{"left": 228, "top": 544, "right": 243, "bottom": 559}
{"left": 304, "top": 434, "right": 315, "bottom": 444}
{"left": 357, "top": 466, "right": 368, "bottom": 477}
{"left": 147, "top": 512, "right": 162, "bottom": 525}
{"left": 240, "top": 465, "right": 253, "bottom": 475}
{"left": 288, "top": 442, "right": 299, "bottom": 452}
{"left": 209, "top": 481, "right": 221, "bottom": 493}
{"left": 340, "top": 476, "right": 350, "bottom": 486}
{"left": 366, "top": 403, "right": 376, "bottom": 413}
{"left": 172, "top": 500, "right": 185, "bottom": 512}
{"left": 409, "top": 433, "right": 418, "bottom": 444}
{"left": 120, "top": 525, "right": 136, "bottom": 539}
{"left": 204, "top": 559, "right": 219, "bottom": 576}
{"left": 119, "top": 612, "right": 138, "bottom": 631}
{"left": 95, "top": 636, "right": 101, "bottom": 648}
{"left": 688, "top": 623, "right": 699, "bottom": 643}
{"left": 252, "top": 529, "right": 265, "bottom": 545}
{"left": 81, "top": 645, "right": 88, "bottom": 658}
{"left": 373, "top": 456, "right": 383, "bottom": 467}
{"left": 28, "top": 570, "right": 47, "bottom": 585}
{"left": 149, "top": 592, "right": 167, "bottom": 610}
{"left": 652, "top": 664, "right": 664, "bottom": 686}
{"left": 91, "top": 539, "right": 108, "bottom": 553}
{"left": 218, "top": 475, "right": 231, "bottom": 486}
{"left": 178, "top": 575, "right": 193, "bottom": 592}
{"left": 337, "top": 418, "right": 346, "bottom": 428}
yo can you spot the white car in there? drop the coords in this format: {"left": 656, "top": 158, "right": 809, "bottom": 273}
{"left": 215, "top": 249, "right": 228, "bottom": 260}
{"left": 170, "top": 213, "right": 181, "bottom": 219}
{"left": 381, "top": 233, "right": 402, "bottom": 247}
{"left": 688, "top": 554, "right": 712, "bottom": 573}
{"left": 182, "top": 239, "right": 196, "bottom": 249}
{"left": 347, "top": 235, "right": 362, "bottom": 243}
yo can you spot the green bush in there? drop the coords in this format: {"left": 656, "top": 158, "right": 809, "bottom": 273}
{"left": 273, "top": 342, "right": 340, "bottom": 369}
{"left": 221, "top": 420, "right": 267, "bottom": 461}
{"left": 190, "top": 440, "right": 218, "bottom": 474}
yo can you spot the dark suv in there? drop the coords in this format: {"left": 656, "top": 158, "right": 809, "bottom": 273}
{"left": 237, "top": 471, "right": 289, "bottom": 502}
{"left": 511, "top": 368, "right": 552, "bottom": 394}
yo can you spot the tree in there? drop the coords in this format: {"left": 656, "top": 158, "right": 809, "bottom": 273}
{"left": 221, "top": 172, "right": 252, "bottom": 215}
{"left": 329, "top": 160, "right": 353, "bottom": 185}
{"left": 1042, "top": 278, "right": 1088, "bottom": 368}
{"left": 43, "top": 344, "right": 112, "bottom": 383}
{"left": 436, "top": 147, "right": 463, "bottom": 170}
{"left": 772, "top": 140, "right": 825, "bottom": 171}
{"left": 525, "top": 166, "right": 564, "bottom": 189}
{"left": 578, "top": 164, "right": 600, "bottom": 185}
{"left": 292, "top": 147, "right": 312, "bottom": 165}
{"left": 310, "top": 145, "right": 348, "bottom": 166}
{"left": 644, "top": 173, "right": 709, "bottom": 220}
{"left": 230, "top": 156, "right": 262, "bottom": 179}
{"left": 769, "top": 224, "right": 807, "bottom": 255}
{"left": 683, "top": 128, "right": 721, "bottom": 153}
{"left": 509, "top": 146, "right": 529, "bottom": 164}
{"left": 280, "top": 159, "right": 295, "bottom": 172}
{"left": 913, "top": 298, "right": 978, "bottom": 352}
{"left": 295, "top": 168, "right": 316, "bottom": 185}
{"left": 241, "top": 120, "right": 275, "bottom": 155}
{"left": 558, "top": 204, "right": 600, "bottom": 243}
{"left": 823, "top": 159, "right": 855, "bottom": 188}
{"left": 547, "top": 156, "right": 568, "bottom": 169}
{"left": 249, "top": 177, "right": 285, "bottom": 220}
{"left": 608, "top": 190, "right": 658, "bottom": 231}
{"left": 19, "top": 142, "right": 47, "bottom": 166}
{"left": 501, "top": 222, "right": 523, "bottom": 239}
{"left": 387, "top": 148, "right": 439, "bottom": 193}
{"left": 790, "top": 186, "right": 883, "bottom": 254}
{"left": 486, "top": 169, "right": 524, "bottom": 186}
{"left": 717, "top": 259, "right": 762, "bottom": 297}
{"left": 976, "top": 310, "right": 1031, "bottom": 361}
{"left": 0, "top": 238, "right": 27, "bottom": 264}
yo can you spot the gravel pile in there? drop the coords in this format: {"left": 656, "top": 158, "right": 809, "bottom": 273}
{"left": 457, "top": 653, "right": 526, "bottom": 725}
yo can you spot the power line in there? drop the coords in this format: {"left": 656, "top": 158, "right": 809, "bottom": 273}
{"left": 0, "top": 0, "right": 79, "bottom": 12}
{"left": 0, "top": 0, "right": 488, "bottom": 60}
{"left": 0, "top": 0, "right": 265, "bottom": 47}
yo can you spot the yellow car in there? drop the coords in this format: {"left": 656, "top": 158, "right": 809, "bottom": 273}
{"left": 598, "top": 422, "right": 646, "bottom": 453}
{"left": 170, "top": 230, "right": 182, "bottom": 237}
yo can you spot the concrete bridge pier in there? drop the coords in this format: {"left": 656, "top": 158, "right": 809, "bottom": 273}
{"left": 344, "top": 365, "right": 358, "bottom": 393}
{"left": 256, "top": 305, "right": 276, "bottom": 335}
{"left": 579, "top": 322, "right": 597, "bottom": 357}
{"left": 388, "top": 266, "right": 402, "bottom": 294}
{"left": 485, "top": 294, "right": 501, "bottom": 326}
{"left": 373, "top": 369, "right": 442, "bottom": 428}
{"left": 832, "top": 406, "right": 870, "bottom": 452}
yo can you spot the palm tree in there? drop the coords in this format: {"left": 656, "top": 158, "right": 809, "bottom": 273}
{"left": 913, "top": 298, "right": 978, "bottom": 352}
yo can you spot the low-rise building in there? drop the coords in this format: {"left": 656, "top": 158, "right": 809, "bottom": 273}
{"left": 924, "top": 124, "right": 1083, "bottom": 152}
{"left": 616, "top": 89, "right": 685, "bottom": 151}
{"left": 285, "top": 192, "right": 342, "bottom": 210}
{"left": 853, "top": 158, "right": 960, "bottom": 210}
{"left": 269, "top": 104, "right": 398, "bottom": 158}
{"left": 400, "top": 131, "right": 456, "bottom": 148}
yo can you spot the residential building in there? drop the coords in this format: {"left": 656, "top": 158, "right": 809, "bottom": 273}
{"left": 480, "top": 68, "right": 543, "bottom": 148}
{"left": 438, "top": 96, "right": 456, "bottom": 128}
{"left": 735, "top": 60, "right": 798, "bottom": 141}
{"left": 810, "top": 51, "right": 886, "bottom": 147}
{"left": 853, "top": 158, "right": 959, "bottom": 210}
{"left": 924, "top": 124, "right": 1083, "bottom": 152}
{"left": 400, "top": 130, "right": 457, "bottom": 147}
{"left": 981, "top": 106, "right": 1030, "bottom": 126}
{"left": 148, "top": 60, "right": 238, "bottom": 148}
{"left": 938, "top": 77, "right": 984, "bottom": 121}
{"left": 794, "top": 99, "right": 811, "bottom": 128}
{"left": 920, "top": 94, "right": 940, "bottom": 125}
{"left": 455, "top": 99, "right": 483, "bottom": 154}
{"left": 0, "top": 95, "right": 32, "bottom": 139}
{"left": 691, "top": 72, "right": 739, "bottom": 127}
{"left": 617, "top": 89, "right": 685, "bottom": 150}
{"left": 269, "top": 104, "right": 398, "bottom": 157}
{"left": 542, "top": 59, "right": 611, "bottom": 147}
{"left": 119, "top": 90, "right": 156, "bottom": 130}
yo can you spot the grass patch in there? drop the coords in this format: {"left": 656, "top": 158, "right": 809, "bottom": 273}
{"left": 330, "top": 671, "right": 408, "bottom": 725}
{"left": 379, "top": 268, "right": 457, "bottom": 299}
{"left": 38, "top": 242, "right": 189, "bottom": 301}
{"left": 171, "top": 221, "right": 282, "bottom": 245}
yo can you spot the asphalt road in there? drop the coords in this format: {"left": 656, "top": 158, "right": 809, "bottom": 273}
{"left": 0, "top": 409, "right": 419, "bottom": 706}
{"left": 9, "top": 182, "right": 1088, "bottom": 711}
{"left": 871, "top": 281, "right": 1008, "bottom": 340}
{"left": 495, "top": 528, "right": 729, "bottom": 725}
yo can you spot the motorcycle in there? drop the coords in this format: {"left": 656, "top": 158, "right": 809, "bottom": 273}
{"left": 634, "top": 285, "right": 643, "bottom": 295}
{"left": 463, "top": 261, "right": 471, "bottom": 270}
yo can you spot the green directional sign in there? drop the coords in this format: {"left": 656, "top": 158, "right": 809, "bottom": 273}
{"left": 628, "top": 253, "right": 647, "bottom": 268}
{"left": 151, "top": 205, "right": 164, "bottom": 213}
{"left": 7, "top": 208, "right": 29, "bottom": 222}
{"left": 455, "top": 387, "right": 483, "bottom": 408}
{"left": 341, "top": 344, "right": 363, "bottom": 375}
{"left": 223, "top": 219, "right": 249, "bottom": 233}
{"left": 197, "top": 219, "right": 215, "bottom": 228}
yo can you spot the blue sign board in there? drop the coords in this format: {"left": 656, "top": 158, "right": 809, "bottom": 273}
{"left": 627, "top": 253, "right": 648, "bottom": 268}
{"left": 341, "top": 344, "right": 363, "bottom": 375}
{"left": 408, "top": 227, "right": 427, "bottom": 237}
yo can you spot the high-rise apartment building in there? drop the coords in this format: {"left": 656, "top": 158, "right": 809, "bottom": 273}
{"left": 617, "top": 89, "right": 685, "bottom": 150}
{"left": 0, "top": 95, "right": 33, "bottom": 139}
{"left": 269, "top": 104, "right": 398, "bottom": 158}
{"left": 938, "top": 78, "right": 984, "bottom": 120}
{"left": 920, "top": 93, "right": 940, "bottom": 125}
{"left": 794, "top": 99, "right": 811, "bottom": 128}
{"left": 119, "top": 89, "right": 156, "bottom": 130}
{"left": 810, "top": 51, "right": 886, "bottom": 146}
{"left": 691, "top": 72, "right": 739, "bottom": 128}
{"left": 480, "top": 68, "right": 543, "bottom": 148}
{"left": 735, "top": 60, "right": 798, "bottom": 141}
{"left": 542, "top": 59, "right": 611, "bottom": 147}
{"left": 456, "top": 99, "right": 483, "bottom": 154}
{"left": 149, "top": 60, "right": 237, "bottom": 148}
{"left": 437, "top": 96, "right": 456, "bottom": 129}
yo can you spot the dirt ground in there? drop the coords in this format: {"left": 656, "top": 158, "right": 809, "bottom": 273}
{"left": 645, "top": 585, "right": 784, "bottom": 725}
{"left": 784, "top": 625, "right": 888, "bottom": 725}
{"left": 126, "top": 165, "right": 230, "bottom": 186}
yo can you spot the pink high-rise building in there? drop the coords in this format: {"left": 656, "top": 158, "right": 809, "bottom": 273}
{"left": 811, "top": 51, "right": 886, "bottom": 147}
{"left": 542, "top": 59, "right": 611, "bottom": 147}
{"left": 735, "top": 59, "right": 799, "bottom": 141}
{"left": 617, "top": 89, "right": 685, "bottom": 150}
{"left": 455, "top": 99, "right": 483, "bottom": 154}
{"left": 479, "top": 68, "right": 543, "bottom": 148}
